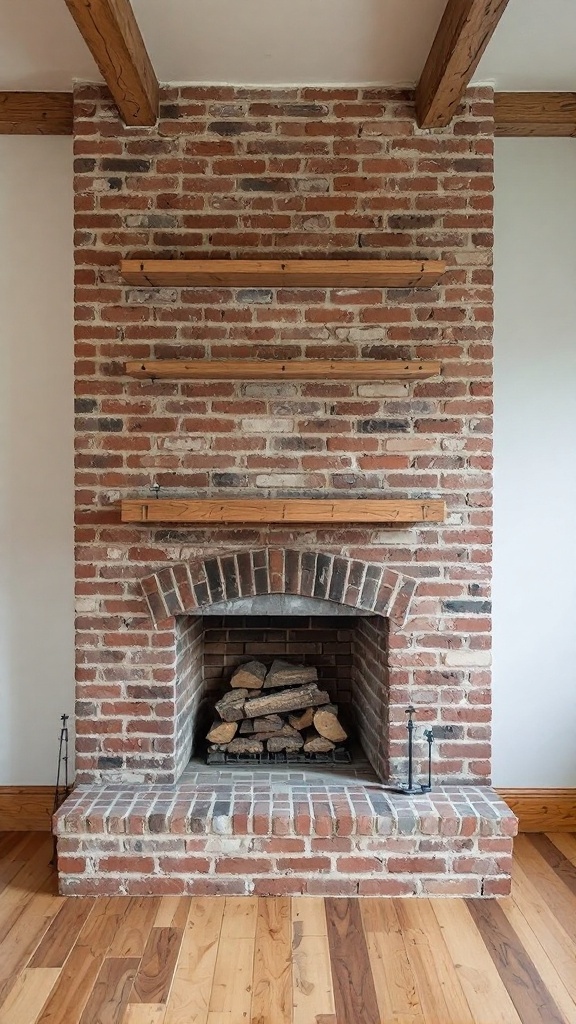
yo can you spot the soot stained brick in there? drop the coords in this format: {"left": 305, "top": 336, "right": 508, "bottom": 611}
{"left": 314, "top": 553, "right": 332, "bottom": 599}
{"left": 75, "top": 398, "right": 97, "bottom": 413}
{"left": 204, "top": 558, "right": 224, "bottom": 603}
{"left": 97, "top": 756, "right": 123, "bottom": 769}
{"left": 329, "top": 557, "right": 348, "bottom": 603}
{"left": 221, "top": 556, "right": 240, "bottom": 600}
{"left": 388, "top": 214, "right": 437, "bottom": 230}
{"left": 454, "top": 158, "right": 492, "bottom": 172}
{"left": 251, "top": 103, "right": 329, "bottom": 118}
{"left": 432, "top": 725, "right": 464, "bottom": 740}
{"left": 358, "top": 419, "right": 409, "bottom": 433}
{"left": 236, "top": 289, "right": 273, "bottom": 304}
{"left": 98, "top": 418, "right": 123, "bottom": 432}
{"left": 101, "top": 158, "right": 151, "bottom": 173}
{"left": 209, "top": 121, "right": 255, "bottom": 136}
{"left": 239, "top": 177, "right": 292, "bottom": 192}
{"left": 443, "top": 601, "right": 492, "bottom": 614}
{"left": 274, "top": 437, "right": 323, "bottom": 452}
{"left": 361, "top": 345, "right": 412, "bottom": 360}
{"left": 212, "top": 473, "right": 248, "bottom": 487}
{"left": 159, "top": 103, "right": 181, "bottom": 119}
{"left": 194, "top": 580, "right": 210, "bottom": 607}
{"left": 74, "top": 158, "right": 96, "bottom": 173}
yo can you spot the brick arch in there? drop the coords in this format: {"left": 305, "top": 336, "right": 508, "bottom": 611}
{"left": 141, "top": 548, "right": 417, "bottom": 629}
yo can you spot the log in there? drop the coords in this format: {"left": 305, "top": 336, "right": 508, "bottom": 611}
{"left": 264, "top": 659, "right": 318, "bottom": 689}
{"left": 303, "top": 730, "right": 336, "bottom": 754}
{"left": 253, "top": 724, "right": 301, "bottom": 742}
{"left": 313, "top": 704, "right": 348, "bottom": 743}
{"left": 238, "top": 714, "right": 284, "bottom": 735}
{"left": 267, "top": 735, "right": 304, "bottom": 753}
{"left": 214, "top": 688, "right": 251, "bottom": 722}
{"left": 230, "top": 660, "right": 267, "bottom": 689}
{"left": 254, "top": 715, "right": 285, "bottom": 732}
{"left": 206, "top": 720, "right": 238, "bottom": 744}
{"left": 288, "top": 708, "right": 315, "bottom": 731}
{"left": 244, "top": 683, "right": 330, "bottom": 718}
{"left": 227, "top": 737, "right": 264, "bottom": 755}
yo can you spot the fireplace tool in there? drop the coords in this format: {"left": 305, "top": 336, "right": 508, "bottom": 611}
{"left": 51, "top": 714, "right": 71, "bottom": 863}
{"left": 393, "top": 706, "right": 434, "bottom": 795}
{"left": 423, "top": 728, "right": 434, "bottom": 792}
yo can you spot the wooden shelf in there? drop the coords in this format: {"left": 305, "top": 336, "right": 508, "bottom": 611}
{"left": 121, "top": 498, "right": 446, "bottom": 525}
{"left": 121, "top": 259, "right": 446, "bottom": 289}
{"left": 125, "top": 359, "right": 442, "bottom": 382}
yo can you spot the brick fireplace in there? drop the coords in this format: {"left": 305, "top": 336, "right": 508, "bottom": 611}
{"left": 55, "top": 83, "right": 517, "bottom": 896}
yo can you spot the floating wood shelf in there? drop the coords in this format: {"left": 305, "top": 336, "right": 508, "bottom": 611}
{"left": 121, "top": 259, "right": 446, "bottom": 289}
{"left": 125, "top": 359, "right": 442, "bottom": 382}
{"left": 121, "top": 498, "right": 446, "bottom": 525}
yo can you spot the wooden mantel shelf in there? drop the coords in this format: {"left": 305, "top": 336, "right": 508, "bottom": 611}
{"left": 125, "top": 359, "right": 442, "bottom": 382}
{"left": 121, "top": 259, "right": 446, "bottom": 289}
{"left": 121, "top": 499, "right": 446, "bottom": 525}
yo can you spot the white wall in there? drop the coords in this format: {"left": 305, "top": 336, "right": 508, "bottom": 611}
{"left": 493, "top": 139, "right": 576, "bottom": 786}
{"left": 0, "top": 137, "right": 74, "bottom": 784}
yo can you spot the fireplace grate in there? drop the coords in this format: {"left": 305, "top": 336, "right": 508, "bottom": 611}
{"left": 206, "top": 747, "right": 351, "bottom": 767}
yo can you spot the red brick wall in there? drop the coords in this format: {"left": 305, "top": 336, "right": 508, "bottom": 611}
{"left": 73, "top": 84, "right": 494, "bottom": 786}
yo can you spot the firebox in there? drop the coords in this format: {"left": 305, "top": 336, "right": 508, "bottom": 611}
{"left": 176, "top": 604, "right": 388, "bottom": 777}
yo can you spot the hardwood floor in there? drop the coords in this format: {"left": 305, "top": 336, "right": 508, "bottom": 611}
{"left": 1, "top": 832, "right": 576, "bottom": 1022}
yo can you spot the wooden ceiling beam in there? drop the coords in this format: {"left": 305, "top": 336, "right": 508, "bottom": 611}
{"left": 416, "top": 0, "right": 510, "bottom": 129}
{"left": 495, "top": 93, "right": 576, "bottom": 137}
{"left": 63, "top": 0, "right": 159, "bottom": 126}
{"left": 0, "top": 92, "right": 73, "bottom": 135}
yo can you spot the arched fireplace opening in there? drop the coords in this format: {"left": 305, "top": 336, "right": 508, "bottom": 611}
{"left": 174, "top": 595, "right": 389, "bottom": 781}
{"left": 141, "top": 548, "right": 412, "bottom": 785}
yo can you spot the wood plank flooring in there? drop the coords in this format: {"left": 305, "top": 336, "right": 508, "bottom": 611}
{"left": 1, "top": 832, "right": 576, "bottom": 1023}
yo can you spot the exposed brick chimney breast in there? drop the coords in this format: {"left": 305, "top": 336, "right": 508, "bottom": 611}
{"left": 57, "top": 84, "right": 516, "bottom": 898}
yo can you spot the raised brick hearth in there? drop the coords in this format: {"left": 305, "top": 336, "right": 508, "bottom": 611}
{"left": 57, "top": 83, "right": 517, "bottom": 896}
{"left": 55, "top": 779, "right": 516, "bottom": 897}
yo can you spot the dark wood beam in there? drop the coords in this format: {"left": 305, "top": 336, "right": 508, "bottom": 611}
{"left": 0, "top": 92, "right": 73, "bottom": 135}
{"left": 495, "top": 93, "right": 576, "bottom": 137}
{"left": 63, "top": 0, "right": 158, "bottom": 126}
{"left": 416, "top": 0, "right": 510, "bottom": 128}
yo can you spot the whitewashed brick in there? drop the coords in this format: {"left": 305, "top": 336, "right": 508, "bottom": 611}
{"left": 358, "top": 383, "right": 409, "bottom": 397}
{"left": 255, "top": 474, "right": 323, "bottom": 488}
{"left": 242, "top": 417, "right": 294, "bottom": 433}
{"left": 444, "top": 651, "right": 492, "bottom": 667}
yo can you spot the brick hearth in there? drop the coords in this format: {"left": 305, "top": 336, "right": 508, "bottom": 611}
{"left": 57, "top": 83, "right": 516, "bottom": 896}
{"left": 55, "top": 778, "right": 516, "bottom": 897}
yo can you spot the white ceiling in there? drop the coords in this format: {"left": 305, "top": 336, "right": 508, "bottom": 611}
{"left": 0, "top": 0, "right": 574, "bottom": 92}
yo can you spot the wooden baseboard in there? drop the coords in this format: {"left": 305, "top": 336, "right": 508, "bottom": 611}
{"left": 497, "top": 788, "right": 576, "bottom": 832}
{"left": 0, "top": 787, "right": 54, "bottom": 831}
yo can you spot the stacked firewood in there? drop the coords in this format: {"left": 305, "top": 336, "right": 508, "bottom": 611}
{"left": 206, "top": 659, "right": 348, "bottom": 758}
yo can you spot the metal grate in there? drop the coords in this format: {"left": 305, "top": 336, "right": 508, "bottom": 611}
{"left": 206, "top": 747, "right": 352, "bottom": 766}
